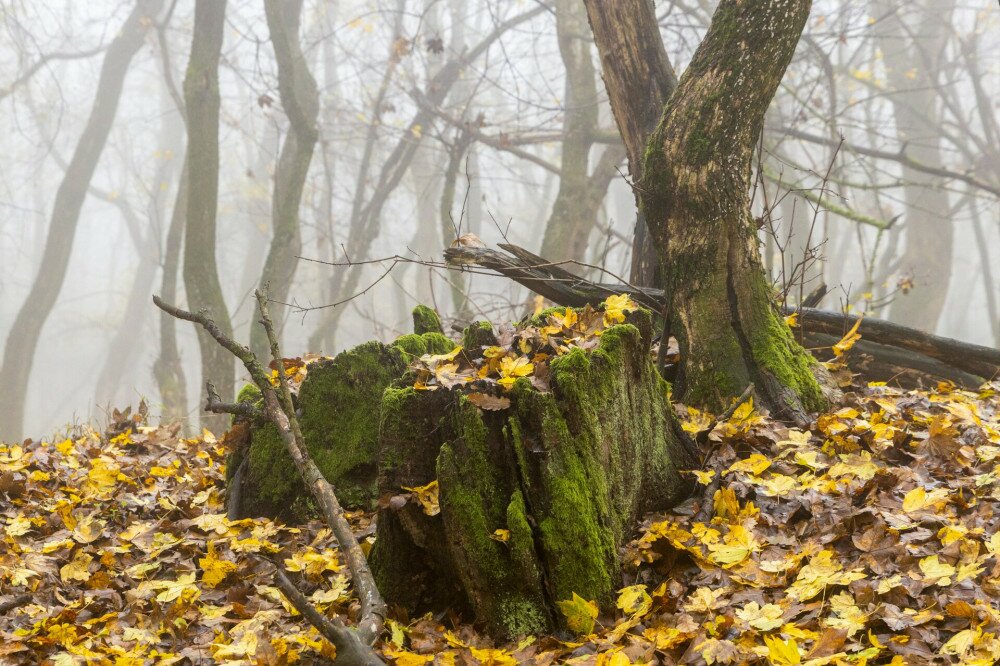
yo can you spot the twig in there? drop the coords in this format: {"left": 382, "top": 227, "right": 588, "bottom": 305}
{"left": 204, "top": 382, "right": 262, "bottom": 420}
{"left": 152, "top": 292, "right": 387, "bottom": 654}
{"left": 272, "top": 565, "right": 386, "bottom": 666}
{"left": 0, "top": 593, "right": 31, "bottom": 614}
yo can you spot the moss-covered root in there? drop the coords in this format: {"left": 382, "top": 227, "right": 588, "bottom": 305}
{"left": 411, "top": 304, "right": 444, "bottom": 335}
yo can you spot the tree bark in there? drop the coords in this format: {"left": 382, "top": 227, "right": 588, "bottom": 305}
{"left": 0, "top": 0, "right": 163, "bottom": 440}
{"left": 638, "top": 0, "right": 828, "bottom": 418}
{"left": 876, "top": 0, "right": 954, "bottom": 332}
{"left": 583, "top": 0, "right": 677, "bottom": 287}
{"left": 183, "top": 0, "right": 233, "bottom": 431}
{"left": 538, "top": 0, "right": 602, "bottom": 265}
{"left": 250, "top": 0, "right": 320, "bottom": 361}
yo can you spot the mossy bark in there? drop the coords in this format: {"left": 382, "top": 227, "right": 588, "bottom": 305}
{"left": 369, "top": 312, "right": 695, "bottom": 638}
{"left": 637, "top": 0, "right": 829, "bottom": 419}
{"left": 232, "top": 330, "right": 455, "bottom": 521}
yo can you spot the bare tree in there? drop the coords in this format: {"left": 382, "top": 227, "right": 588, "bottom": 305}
{"left": 250, "top": 0, "right": 320, "bottom": 361}
{"left": 584, "top": 0, "right": 677, "bottom": 287}
{"left": 0, "top": 0, "right": 163, "bottom": 440}
{"left": 182, "top": 0, "right": 233, "bottom": 430}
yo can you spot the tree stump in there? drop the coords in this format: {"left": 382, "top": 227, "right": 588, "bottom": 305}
{"left": 230, "top": 322, "right": 454, "bottom": 521}
{"left": 370, "top": 313, "right": 695, "bottom": 637}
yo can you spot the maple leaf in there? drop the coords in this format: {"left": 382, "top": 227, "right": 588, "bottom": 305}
{"left": 403, "top": 480, "right": 440, "bottom": 516}
{"left": 602, "top": 294, "right": 637, "bottom": 326}
{"left": 918, "top": 554, "right": 955, "bottom": 586}
{"left": 557, "top": 592, "right": 598, "bottom": 635}
{"left": 616, "top": 584, "right": 652, "bottom": 618}
{"left": 764, "top": 635, "right": 801, "bottom": 665}
{"left": 497, "top": 356, "right": 534, "bottom": 389}
{"left": 199, "top": 542, "right": 237, "bottom": 588}
{"left": 736, "top": 602, "right": 785, "bottom": 631}
{"left": 58, "top": 549, "right": 95, "bottom": 584}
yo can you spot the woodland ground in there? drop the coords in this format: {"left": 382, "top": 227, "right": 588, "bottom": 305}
{"left": 2, "top": 332, "right": 1000, "bottom": 665}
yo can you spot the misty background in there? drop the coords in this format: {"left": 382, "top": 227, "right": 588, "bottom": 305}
{"left": 0, "top": 0, "right": 997, "bottom": 440}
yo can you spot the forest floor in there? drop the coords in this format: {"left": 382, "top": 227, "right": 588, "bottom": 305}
{"left": 2, "top": 370, "right": 1000, "bottom": 664}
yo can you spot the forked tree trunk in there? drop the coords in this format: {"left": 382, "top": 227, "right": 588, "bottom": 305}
{"left": 183, "top": 0, "right": 233, "bottom": 429}
{"left": 638, "top": 0, "right": 828, "bottom": 417}
{"left": 583, "top": 0, "right": 677, "bottom": 287}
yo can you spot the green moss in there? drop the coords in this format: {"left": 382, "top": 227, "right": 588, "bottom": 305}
{"left": 239, "top": 340, "right": 413, "bottom": 519}
{"left": 236, "top": 383, "right": 261, "bottom": 405}
{"left": 461, "top": 321, "right": 497, "bottom": 357}
{"left": 497, "top": 597, "right": 548, "bottom": 638}
{"left": 411, "top": 305, "right": 444, "bottom": 335}
{"left": 392, "top": 332, "right": 455, "bottom": 360}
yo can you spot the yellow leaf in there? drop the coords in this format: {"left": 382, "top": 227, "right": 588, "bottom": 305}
{"left": 784, "top": 312, "right": 799, "bottom": 328}
{"left": 60, "top": 549, "right": 94, "bottom": 583}
{"left": 199, "top": 542, "right": 237, "bottom": 588}
{"left": 764, "top": 635, "right": 800, "bottom": 665}
{"left": 708, "top": 525, "right": 758, "bottom": 566}
{"left": 832, "top": 317, "right": 862, "bottom": 357}
{"left": 616, "top": 585, "right": 652, "bottom": 618}
{"left": 490, "top": 529, "right": 510, "bottom": 543}
{"left": 902, "top": 486, "right": 949, "bottom": 513}
{"left": 727, "top": 453, "right": 771, "bottom": 476}
{"left": 918, "top": 555, "right": 955, "bottom": 586}
{"left": 557, "top": 592, "right": 598, "bottom": 635}
{"left": 384, "top": 649, "right": 434, "bottom": 666}
{"left": 469, "top": 647, "right": 518, "bottom": 665}
{"left": 403, "top": 480, "right": 440, "bottom": 516}
{"left": 693, "top": 470, "right": 716, "bottom": 486}
{"left": 736, "top": 602, "right": 784, "bottom": 631}
{"left": 602, "top": 294, "right": 637, "bottom": 325}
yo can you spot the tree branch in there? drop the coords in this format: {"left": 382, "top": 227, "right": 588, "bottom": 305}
{"left": 152, "top": 292, "right": 387, "bottom": 654}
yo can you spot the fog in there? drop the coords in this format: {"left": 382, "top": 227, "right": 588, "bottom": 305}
{"left": 0, "top": 0, "right": 997, "bottom": 440}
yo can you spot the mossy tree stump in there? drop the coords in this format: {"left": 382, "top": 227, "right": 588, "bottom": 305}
{"left": 370, "top": 315, "right": 696, "bottom": 637}
{"left": 231, "top": 321, "right": 454, "bottom": 521}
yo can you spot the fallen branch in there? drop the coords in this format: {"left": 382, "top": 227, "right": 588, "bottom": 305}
{"left": 272, "top": 566, "right": 385, "bottom": 665}
{"left": 444, "top": 244, "right": 999, "bottom": 384}
{"left": 205, "top": 382, "right": 262, "bottom": 420}
{"left": 153, "top": 292, "right": 386, "bottom": 658}
{"left": 0, "top": 593, "right": 31, "bottom": 615}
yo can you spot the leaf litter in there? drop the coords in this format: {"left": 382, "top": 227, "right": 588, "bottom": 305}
{"left": 2, "top": 304, "right": 1000, "bottom": 664}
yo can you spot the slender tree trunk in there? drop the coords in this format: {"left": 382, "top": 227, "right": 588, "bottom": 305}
{"left": 638, "top": 0, "right": 828, "bottom": 417}
{"left": 250, "top": 0, "right": 320, "bottom": 360}
{"left": 538, "top": 0, "right": 600, "bottom": 264}
{"left": 0, "top": 0, "right": 163, "bottom": 440}
{"left": 183, "top": 0, "right": 233, "bottom": 431}
{"left": 583, "top": 0, "right": 677, "bottom": 287}
{"left": 155, "top": 162, "right": 190, "bottom": 425}
{"left": 877, "top": 0, "right": 954, "bottom": 332}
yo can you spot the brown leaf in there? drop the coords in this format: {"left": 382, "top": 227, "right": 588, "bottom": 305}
{"left": 466, "top": 392, "right": 511, "bottom": 411}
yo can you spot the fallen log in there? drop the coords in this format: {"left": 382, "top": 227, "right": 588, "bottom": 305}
{"left": 444, "top": 244, "right": 1000, "bottom": 386}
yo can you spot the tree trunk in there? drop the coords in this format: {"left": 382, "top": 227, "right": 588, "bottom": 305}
{"left": 183, "top": 0, "right": 233, "bottom": 431}
{"left": 370, "top": 311, "right": 694, "bottom": 638}
{"left": 637, "top": 0, "right": 828, "bottom": 417}
{"left": 0, "top": 0, "right": 163, "bottom": 440}
{"left": 233, "top": 309, "right": 695, "bottom": 639}
{"left": 538, "top": 0, "right": 602, "bottom": 265}
{"left": 583, "top": 0, "right": 677, "bottom": 287}
{"left": 876, "top": 0, "right": 954, "bottom": 332}
{"left": 154, "top": 163, "right": 190, "bottom": 426}
{"left": 250, "top": 0, "right": 320, "bottom": 361}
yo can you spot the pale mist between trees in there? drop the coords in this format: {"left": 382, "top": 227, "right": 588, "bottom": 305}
{"left": 0, "top": 0, "right": 997, "bottom": 441}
